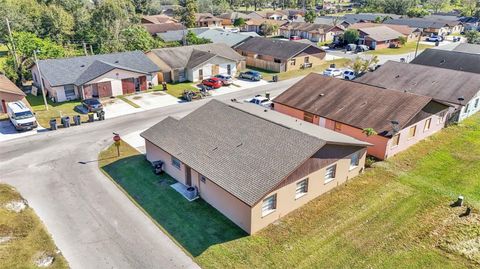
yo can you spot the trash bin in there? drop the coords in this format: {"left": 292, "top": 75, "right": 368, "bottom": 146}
{"left": 265, "top": 92, "right": 271, "bottom": 100}
{"left": 97, "top": 110, "right": 105, "bottom": 121}
{"left": 272, "top": 75, "right": 278, "bottom": 82}
{"left": 73, "top": 115, "right": 81, "bottom": 126}
{"left": 330, "top": 63, "right": 336, "bottom": 68}
{"left": 88, "top": 113, "right": 94, "bottom": 122}
{"left": 62, "top": 116, "right": 70, "bottom": 128}
{"left": 49, "top": 118, "right": 57, "bottom": 130}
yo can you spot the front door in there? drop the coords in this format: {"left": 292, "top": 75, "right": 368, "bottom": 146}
{"left": 319, "top": 117, "right": 326, "bottom": 127}
{"left": 185, "top": 166, "right": 192, "bottom": 186}
{"left": 227, "top": 64, "right": 232, "bottom": 75}
{"left": 198, "top": 69, "right": 203, "bottom": 80}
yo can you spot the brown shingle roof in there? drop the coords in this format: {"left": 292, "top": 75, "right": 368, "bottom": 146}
{"left": 358, "top": 25, "right": 404, "bottom": 41}
{"left": 244, "top": 18, "right": 287, "bottom": 27}
{"left": 280, "top": 22, "right": 342, "bottom": 34}
{"left": 273, "top": 73, "right": 442, "bottom": 135}
{"left": 235, "top": 37, "right": 324, "bottom": 60}
{"left": 142, "top": 23, "right": 185, "bottom": 35}
{"left": 357, "top": 61, "right": 480, "bottom": 105}
{"left": 0, "top": 75, "right": 25, "bottom": 96}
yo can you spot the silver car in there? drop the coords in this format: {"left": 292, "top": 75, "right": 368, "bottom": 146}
{"left": 214, "top": 74, "right": 233, "bottom": 86}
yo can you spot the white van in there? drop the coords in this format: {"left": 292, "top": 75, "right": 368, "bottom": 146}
{"left": 6, "top": 101, "right": 38, "bottom": 131}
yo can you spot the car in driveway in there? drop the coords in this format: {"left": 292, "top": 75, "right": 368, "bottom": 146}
{"left": 239, "top": 71, "right": 262, "bottom": 81}
{"left": 290, "top": 35, "right": 301, "bottom": 40}
{"left": 6, "top": 101, "right": 38, "bottom": 131}
{"left": 244, "top": 95, "right": 272, "bottom": 108}
{"left": 323, "top": 68, "right": 342, "bottom": 77}
{"left": 82, "top": 98, "right": 104, "bottom": 113}
{"left": 355, "top": 45, "right": 369, "bottom": 52}
{"left": 343, "top": 70, "right": 356, "bottom": 80}
{"left": 202, "top": 77, "right": 223, "bottom": 89}
{"left": 426, "top": 35, "right": 443, "bottom": 42}
{"left": 214, "top": 74, "right": 233, "bottom": 86}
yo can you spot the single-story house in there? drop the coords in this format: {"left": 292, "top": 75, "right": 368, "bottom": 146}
{"left": 411, "top": 48, "right": 480, "bottom": 74}
{"left": 342, "top": 13, "right": 401, "bottom": 24}
{"left": 272, "top": 73, "right": 450, "bottom": 160}
{"left": 141, "top": 14, "right": 178, "bottom": 24}
{"left": 452, "top": 43, "right": 480, "bottom": 54}
{"left": 356, "top": 25, "right": 405, "bottom": 49}
{"left": 218, "top": 12, "right": 251, "bottom": 26}
{"left": 0, "top": 75, "right": 29, "bottom": 113}
{"left": 143, "top": 23, "right": 186, "bottom": 36}
{"left": 383, "top": 18, "right": 463, "bottom": 36}
{"left": 357, "top": 61, "right": 480, "bottom": 123}
{"left": 156, "top": 28, "right": 208, "bottom": 43}
{"left": 279, "top": 22, "right": 345, "bottom": 43}
{"left": 247, "top": 10, "right": 288, "bottom": 21}
{"left": 241, "top": 19, "right": 288, "bottom": 36}
{"left": 141, "top": 99, "right": 370, "bottom": 234}
{"left": 31, "top": 51, "right": 160, "bottom": 102}
{"left": 146, "top": 43, "right": 245, "bottom": 83}
{"left": 195, "top": 13, "right": 222, "bottom": 28}
{"left": 235, "top": 37, "right": 326, "bottom": 72}
{"left": 196, "top": 29, "right": 253, "bottom": 47}
{"left": 350, "top": 23, "right": 421, "bottom": 42}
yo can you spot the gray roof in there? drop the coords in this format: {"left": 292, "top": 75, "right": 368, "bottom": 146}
{"left": 235, "top": 37, "right": 324, "bottom": 60}
{"left": 357, "top": 61, "right": 480, "bottom": 105}
{"left": 411, "top": 48, "right": 480, "bottom": 74}
{"left": 149, "top": 43, "right": 244, "bottom": 70}
{"left": 452, "top": 43, "right": 480, "bottom": 54}
{"left": 358, "top": 26, "right": 404, "bottom": 41}
{"left": 141, "top": 100, "right": 368, "bottom": 206}
{"left": 157, "top": 28, "right": 208, "bottom": 42}
{"left": 197, "top": 29, "right": 252, "bottom": 47}
{"left": 384, "top": 18, "right": 458, "bottom": 29}
{"left": 36, "top": 51, "right": 160, "bottom": 87}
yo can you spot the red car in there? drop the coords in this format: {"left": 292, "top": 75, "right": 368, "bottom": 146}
{"left": 202, "top": 77, "right": 222, "bottom": 89}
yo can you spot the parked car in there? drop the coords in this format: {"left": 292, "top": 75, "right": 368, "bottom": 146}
{"left": 345, "top": 44, "right": 357, "bottom": 51}
{"left": 82, "top": 98, "right": 104, "bottom": 113}
{"left": 355, "top": 45, "right": 369, "bottom": 52}
{"left": 244, "top": 95, "right": 272, "bottom": 108}
{"left": 202, "top": 77, "right": 223, "bottom": 89}
{"left": 328, "top": 42, "right": 343, "bottom": 49}
{"left": 290, "top": 35, "right": 301, "bottom": 40}
{"left": 343, "top": 70, "right": 356, "bottom": 80}
{"left": 6, "top": 101, "right": 38, "bottom": 131}
{"left": 426, "top": 35, "right": 443, "bottom": 42}
{"left": 214, "top": 74, "right": 233, "bottom": 86}
{"left": 323, "top": 68, "right": 342, "bottom": 77}
{"left": 239, "top": 71, "right": 262, "bottom": 81}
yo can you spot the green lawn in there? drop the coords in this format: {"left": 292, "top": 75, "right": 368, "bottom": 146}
{"left": 153, "top": 82, "right": 199, "bottom": 98}
{"left": 366, "top": 42, "right": 434, "bottom": 55}
{"left": 0, "top": 184, "right": 68, "bottom": 268}
{"left": 99, "top": 143, "right": 247, "bottom": 257}
{"left": 26, "top": 94, "right": 87, "bottom": 128}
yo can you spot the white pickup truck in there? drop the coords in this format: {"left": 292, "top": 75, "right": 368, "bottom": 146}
{"left": 244, "top": 95, "right": 273, "bottom": 109}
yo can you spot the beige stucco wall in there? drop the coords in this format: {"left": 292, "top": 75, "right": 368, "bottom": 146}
{"left": 145, "top": 140, "right": 187, "bottom": 184}
{"left": 249, "top": 148, "right": 366, "bottom": 234}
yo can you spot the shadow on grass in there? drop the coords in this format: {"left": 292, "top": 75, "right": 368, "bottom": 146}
{"left": 101, "top": 155, "right": 247, "bottom": 256}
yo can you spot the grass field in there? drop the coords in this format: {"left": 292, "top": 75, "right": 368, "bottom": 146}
{"left": 0, "top": 184, "right": 68, "bottom": 268}
{"left": 153, "top": 82, "right": 199, "bottom": 98}
{"left": 99, "top": 114, "right": 480, "bottom": 268}
{"left": 26, "top": 94, "right": 87, "bottom": 128}
{"left": 366, "top": 42, "right": 434, "bottom": 55}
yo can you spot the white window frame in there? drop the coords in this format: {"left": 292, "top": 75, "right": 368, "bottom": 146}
{"left": 349, "top": 153, "right": 360, "bottom": 171}
{"left": 295, "top": 178, "right": 308, "bottom": 199}
{"left": 262, "top": 194, "right": 277, "bottom": 217}
{"left": 324, "top": 165, "right": 336, "bottom": 184}
{"left": 171, "top": 157, "right": 181, "bottom": 170}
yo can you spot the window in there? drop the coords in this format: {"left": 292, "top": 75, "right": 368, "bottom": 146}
{"left": 200, "top": 176, "right": 206, "bottom": 183}
{"left": 464, "top": 103, "right": 470, "bottom": 113}
{"left": 475, "top": 98, "right": 479, "bottom": 109}
{"left": 334, "top": 122, "right": 342, "bottom": 131}
{"left": 241, "top": 51, "right": 248, "bottom": 56}
{"left": 295, "top": 179, "right": 308, "bottom": 199}
{"left": 262, "top": 194, "right": 277, "bottom": 216}
{"left": 274, "top": 58, "right": 281, "bottom": 63}
{"left": 325, "top": 165, "right": 336, "bottom": 183}
{"left": 408, "top": 125, "right": 417, "bottom": 139}
{"left": 350, "top": 153, "right": 360, "bottom": 170}
{"left": 290, "top": 59, "right": 296, "bottom": 66}
{"left": 438, "top": 112, "right": 445, "bottom": 124}
{"left": 33, "top": 73, "right": 38, "bottom": 83}
{"left": 424, "top": 118, "right": 431, "bottom": 132}
{"left": 391, "top": 133, "right": 400, "bottom": 148}
{"left": 304, "top": 56, "right": 310, "bottom": 63}
{"left": 171, "top": 157, "right": 181, "bottom": 169}
{"left": 304, "top": 112, "right": 314, "bottom": 123}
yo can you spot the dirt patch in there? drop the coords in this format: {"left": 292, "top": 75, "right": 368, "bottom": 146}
{"left": 132, "top": 96, "right": 142, "bottom": 100}
{"left": 4, "top": 199, "right": 28, "bottom": 213}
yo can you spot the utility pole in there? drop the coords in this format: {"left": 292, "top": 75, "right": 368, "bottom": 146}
{"left": 5, "top": 18, "right": 18, "bottom": 73}
{"left": 414, "top": 29, "right": 423, "bottom": 58}
{"left": 89, "top": 44, "right": 94, "bottom": 55}
{"left": 33, "top": 50, "right": 49, "bottom": 111}
{"left": 82, "top": 42, "right": 88, "bottom": 56}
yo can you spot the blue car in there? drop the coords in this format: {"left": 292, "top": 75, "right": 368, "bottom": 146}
{"left": 239, "top": 71, "right": 262, "bottom": 81}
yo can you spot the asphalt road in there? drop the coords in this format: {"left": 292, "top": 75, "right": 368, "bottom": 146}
{"left": 0, "top": 77, "right": 301, "bottom": 269}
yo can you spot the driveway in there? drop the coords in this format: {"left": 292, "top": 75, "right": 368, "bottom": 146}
{"left": 124, "top": 91, "right": 181, "bottom": 110}
{"left": 210, "top": 79, "right": 269, "bottom": 96}
{"left": 0, "top": 120, "right": 46, "bottom": 142}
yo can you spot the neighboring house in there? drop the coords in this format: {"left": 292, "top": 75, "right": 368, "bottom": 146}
{"left": 0, "top": 75, "right": 29, "bottom": 113}
{"left": 31, "top": 51, "right": 160, "bottom": 102}
{"left": 272, "top": 73, "right": 450, "bottom": 160}
{"left": 157, "top": 5, "right": 180, "bottom": 17}
{"left": 279, "top": 22, "right": 344, "bottom": 43}
{"left": 314, "top": 16, "right": 351, "bottom": 28}
{"left": 141, "top": 14, "right": 178, "bottom": 24}
{"left": 146, "top": 43, "right": 245, "bottom": 82}
{"left": 218, "top": 12, "right": 251, "bottom": 26}
{"left": 156, "top": 28, "right": 208, "bottom": 42}
{"left": 383, "top": 18, "right": 463, "bottom": 36}
{"left": 143, "top": 23, "right": 186, "bottom": 36}
{"left": 141, "top": 99, "right": 370, "bottom": 234}
{"left": 452, "top": 43, "right": 480, "bottom": 54}
{"left": 235, "top": 37, "right": 326, "bottom": 72}
{"left": 357, "top": 61, "right": 480, "bottom": 122}
{"left": 195, "top": 13, "right": 222, "bottom": 27}
{"left": 356, "top": 25, "right": 405, "bottom": 49}
{"left": 197, "top": 29, "right": 253, "bottom": 47}
{"left": 247, "top": 10, "right": 288, "bottom": 21}
{"left": 350, "top": 23, "right": 421, "bottom": 42}
{"left": 343, "top": 13, "right": 401, "bottom": 24}
{"left": 241, "top": 19, "right": 287, "bottom": 35}
{"left": 411, "top": 48, "right": 480, "bottom": 74}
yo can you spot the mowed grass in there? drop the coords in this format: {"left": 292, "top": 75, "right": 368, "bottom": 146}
{"left": 98, "top": 142, "right": 247, "bottom": 257}
{"left": 366, "top": 41, "right": 434, "bottom": 55}
{"left": 153, "top": 82, "right": 199, "bottom": 98}
{"left": 0, "top": 184, "right": 68, "bottom": 268}
{"left": 26, "top": 94, "right": 87, "bottom": 128}
{"left": 99, "top": 115, "right": 480, "bottom": 268}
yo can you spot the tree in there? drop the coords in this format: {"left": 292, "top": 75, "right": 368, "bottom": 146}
{"left": 362, "top": 128, "right": 378, "bottom": 137}
{"left": 120, "top": 25, "right": 158, "bottom": 51}
{"left": 465, "top": 30, "right": 480, "bottom": 44}
{"left": 132, "top": 0, "right": 153, "bottom": 14}
{"left": 427, "top": 0, "right": 447, "bottom": 13}
{"left": 348, "top": 56, "right": 379, "bottom": 75}
{"left": 406, "top": 7, "right": 430, "bottom": 18}
{"left": 343, "top": 29, "right": 359, "bottom": 44}
{"left": 304, "top": 10, "right": 316, "bottom": 23}
{"left": 180, "top": 0, "right": 198, "bottom": 28}
{"left": 398, "top": 35, "right": 407, "bottom": 46}
{"left": 233, "top": 18, "right": 246, "bottom": 27}
{"left": 5, "top": 32, "right": 65, "bottom": 83}
{"left": 461, "top": 0, "right": 478, "bottom": 16}
{"left": 260, "top": 22, "right": 279, "bottom": 36}
{"left": 39, "top": 4, "right": 75, "bottom": 43}
{"left": 185, "top": 30, "right": 211, "bottom": 45}
{"left": 382, "top": 0, "right": 415, "bottom": 15}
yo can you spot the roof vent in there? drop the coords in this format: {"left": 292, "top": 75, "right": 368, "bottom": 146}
{"left": 80, "top": 64, "right": 85, "bottom": 67}
{"left": 319, "top": 93, "right": 325, "bottom": 97}
{"left": 440, "top": 59, "right": 446, "bottom": 64}
{"left": 264, "top": 109, "right": 268, "bottom": 112}
{"left": 395, "top": 75, "right": 400, "bottom": 78}
{"left": 115, "top": 60, "right": 119, "bottom": 63}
